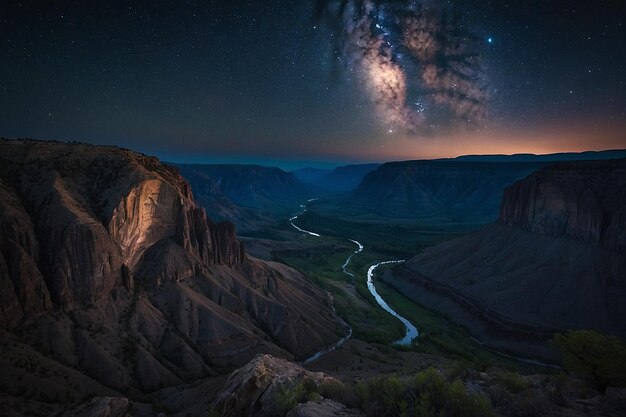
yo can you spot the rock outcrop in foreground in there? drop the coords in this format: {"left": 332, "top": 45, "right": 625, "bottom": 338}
{"left": 0, "top": 139, "right": 344, "bottom": 415}
{"left": 213, "top": 354, "right": 363, "bottom": 417}
{"left": 384, "top": 158, "right": 626, "bottom": 360}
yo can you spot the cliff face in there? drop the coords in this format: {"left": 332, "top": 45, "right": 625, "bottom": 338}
{"left": 0, "top": 139, "right": 244, "bottom": 324}
{"left": 499, "top": 158, "right": 626, "bottom": 252}
{"left": 0, "top": 140, "right": 344, "bottom": 402}
{"left": 293, "top": 163, "right": 380, "bottom": 192}
{"left": 344, "top": 160, "right": 545, "bottom": 223}
{"left": 392, "top": 158, "right": 626, "bottom": 359}
{"left": 175, "top": 163, "right": 315, "bottom": 214}
{"left": 213, "top": 354, "right": 362, "bottom": 417}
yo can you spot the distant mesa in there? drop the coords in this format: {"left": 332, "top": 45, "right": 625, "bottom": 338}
{"left": 340, "top": 149, "right": 626, "bottom": 225}
{"left": 174, "top": 163, "right": 311, "bottom": 211}
{"left": 293, "top": 163, "right": 381, "bottom": 193}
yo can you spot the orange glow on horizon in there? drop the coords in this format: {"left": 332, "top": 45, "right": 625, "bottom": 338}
{"left": 321, "top": 122, "right": 626, "bottom": 162}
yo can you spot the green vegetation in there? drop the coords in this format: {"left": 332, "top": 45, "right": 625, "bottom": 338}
{"left": 240, "top": 228, "right": 288, "bottom": 241}
{"left": 295, "top": 210, "right": 475, "bottom": 256}
{"left": 274, "top": 209, "right": 546, "bottom": 368}
{"left": 373, "top": 278, "right": 529, "bottom": 370}
{"left": 554, "top": 330, "right": 626, "bottom": 389}
{"left": 269, "top": 369, "right": 493, "bottom": 417}
{"left": 273, "top": 240, "right": 354, "bottom": 289}
{"left": 272, "top": 382, "right": 307, "bottom": 416}
{"left": 496, "top": 371, "right": 529, "bottom": 393}
{"left": 273, "top": 237, "right": 405, "bottom": 344}
{"left": 318, "top": 379, "right": 350, "bottom": 402}
{"left": 355, "top": 368, "right": 493, "bottom": 417}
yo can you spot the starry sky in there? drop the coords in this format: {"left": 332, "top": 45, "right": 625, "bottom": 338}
{"left": 1, "top": 0, "right": 625, "bottom": 168}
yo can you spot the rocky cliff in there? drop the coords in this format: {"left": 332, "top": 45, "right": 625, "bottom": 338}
{"left": 0, "top": 139, "right": 244, "bottom": 325}
{"left": 383, "top": 158, "right": 626, "bottom": 361}
{"left": 175, "top": 163, "right": 316, "bottom": 215}
{"left": 293, "top": 163, "right": 380, "bottom": 192}
{"left": 500, "top": 158, "right": 626, "bottom": 252}
{"left": 343, "top": 160, "right": 546, "bottom": 223}
{"left": 213, "top": 354, "right": 363, "bottom": 417}
{"left": 0, "top": 139, "right": 345, "bottom": 414}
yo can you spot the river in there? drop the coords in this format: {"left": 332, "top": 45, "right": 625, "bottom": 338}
{"left": 367, "top": 261, "right": 419, "bottom": 345}
{"left": 292, "top": 203, "right": 561, "bottom": 369}
{"left": 292, "top": 202, "right": 419, "bottom": 363}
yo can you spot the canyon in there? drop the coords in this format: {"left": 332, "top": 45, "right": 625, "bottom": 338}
{"left": 382, "top": 158, "right": 626, "bottom": 360}
{"left": 0, "top": 139, "right": 345, "bottom": 416}
{"left": 1, "top": 140, "right": 625, "bottom": 417}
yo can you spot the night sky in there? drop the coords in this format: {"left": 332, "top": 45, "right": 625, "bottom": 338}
{"left": 1, "top": 1, "right": 625, "bottom": 167}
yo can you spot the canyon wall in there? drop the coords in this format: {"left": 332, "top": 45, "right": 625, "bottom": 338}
{"left": 500, "top": 158, "right": 626, "bottom": 252}
{"left": 0, "top": 139, "right": 344, "bottom": 400}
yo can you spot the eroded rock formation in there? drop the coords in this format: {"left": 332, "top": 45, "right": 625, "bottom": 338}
{"left": 385, "top": 158, "right": 626, "bottom": 360}
{"left": 500, "top": 158, "right": 626, "bottom": 252}
{"left": 213, "top": 354, "right": 354, "bottom": 417}
{"left": 0, "top": 139, "right": 343, "bottom": 412}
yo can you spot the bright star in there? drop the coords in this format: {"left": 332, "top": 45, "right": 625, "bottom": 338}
{"left": 487, "top": 37, "right": 493, "bottom": 44}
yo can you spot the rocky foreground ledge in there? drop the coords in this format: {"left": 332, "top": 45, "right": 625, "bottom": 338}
{"left": 56, "top": 352, "right": 626, "bottom": 417}
{"left": 213, "top": 354, "right": 363, "bottom": 417}
{"left": 56, "top": 354, "right": 364, "bottom": 417}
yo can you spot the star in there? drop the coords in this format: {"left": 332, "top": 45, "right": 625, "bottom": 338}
{"left": 487, "top": 37, "right": 494, "bottom": 44}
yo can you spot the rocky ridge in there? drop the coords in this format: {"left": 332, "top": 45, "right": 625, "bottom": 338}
{"left": 0, "top": 139, "right": 344, "bottom": 415}
{"left": 500, "top": 158, "right": 626, "bottom": 252}
{"left": 344, "top": 160, "right": 546, "bottom": 223}
{"left": 213, "top": 354, "right": 363, "bottom": 417}
{"left": 383, "top": 158, "right": 626, "bottom": 360}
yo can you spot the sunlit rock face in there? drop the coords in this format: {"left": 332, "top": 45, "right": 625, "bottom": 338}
{"left": 106, "top": 165, "right": 246, "bottom": 277}
{"left": 0, "top": 139, "right": 244, "bottom": 321}
{"left": 0, "top": 139, "right": 342, "bottom": 392}
{"left": 109, "top": 178, "right": 182, "bottom": 268}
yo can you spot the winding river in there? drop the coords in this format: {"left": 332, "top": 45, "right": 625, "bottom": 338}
{"left": 367, "top": 261, "right": 419, "bottom": 345}
{"left": 292, "top": 201, "right": 558, "bottom": 369}
{"left": 293, "top": 201, "right": 419, "bottom": 363}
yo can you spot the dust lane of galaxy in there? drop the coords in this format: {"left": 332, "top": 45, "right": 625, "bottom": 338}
{"left": 316, "top": 0, "right": 487, "bottom": 134}
{"left": 0, "top": 0, "right": 624, "bottom": 162}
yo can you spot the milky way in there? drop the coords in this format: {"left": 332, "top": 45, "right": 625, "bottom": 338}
{"left": 317, "top": 0, "right": 488, "bottom": 134}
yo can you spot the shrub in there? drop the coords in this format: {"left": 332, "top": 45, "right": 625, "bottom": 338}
{"left": 487, "top": 384, "right": 511, "bottom": 407}
{"left": 413, "top": 368, "right": 493, "bottom": 417}
{"left": 307, "top": 391, "right": 322, "bottom": 402}
{"left": 553, "top": 330, "right": 626, "bottom": 389}
{"left": 497, "top": 372, "right": 529, "bottom": 393}
{"left": 272, "top": 382, "right": 306, "bottom": 416}
{"left": 445, "top": 360, "right": 473, "bottom": 381}
{"left": 302, "top": 377, "right": 318, "bottom": 394}
{"left": 354, "top": 368, "right": 494, "bottom": 417}
{"left": 318, "top": 379, "right": 349, "bottom": 402}
{"left": 511, "top": 390, "right": 551, "bottom": 417}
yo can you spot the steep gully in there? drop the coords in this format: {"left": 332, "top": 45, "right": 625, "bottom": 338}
{"left": 290, "top": 199, "right": 419, "bottom": 364}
